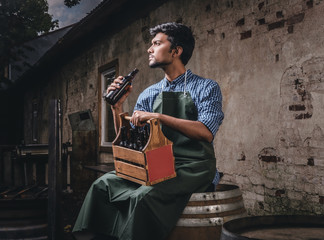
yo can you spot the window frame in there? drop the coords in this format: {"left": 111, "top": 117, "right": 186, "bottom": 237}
{"left": 98, "top": 60, "right": 119, "bottom": 152}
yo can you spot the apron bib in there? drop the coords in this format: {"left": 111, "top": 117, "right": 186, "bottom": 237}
{"left": 152, "top": 91, "right": 216, "bottom": 162}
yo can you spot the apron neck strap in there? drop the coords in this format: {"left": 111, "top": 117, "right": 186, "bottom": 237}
{"left": 161, "top": 70, "right": 188, "bottom": 94}
{"left": 183, "top": 70, "right": 188, "bottom": 95}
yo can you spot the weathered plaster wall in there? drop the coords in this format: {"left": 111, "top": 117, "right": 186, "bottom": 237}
{"left": 200, "top": 0, "right": 324, "bottom": 215}
{"left": 24, "top": 0, "right": 324, "bottom": 215}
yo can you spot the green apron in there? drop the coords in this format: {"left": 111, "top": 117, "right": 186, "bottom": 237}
{"left": 73, "top": 80, "right": 216, "bottom": 240}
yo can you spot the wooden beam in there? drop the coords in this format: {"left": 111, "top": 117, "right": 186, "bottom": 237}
{"left": 48, "top": 99, "right": 63, "bottom": 240}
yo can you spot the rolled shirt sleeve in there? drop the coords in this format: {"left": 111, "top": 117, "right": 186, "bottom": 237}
{"left": 195, "top": 80, "right": 224, "bottom": 137}
{"left": 134, "top": 82, "right": 161, "bottom": 113}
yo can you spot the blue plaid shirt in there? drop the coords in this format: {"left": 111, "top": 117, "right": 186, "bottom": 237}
{"left": 134, "top": 69, "right": 224, "bottom": 138}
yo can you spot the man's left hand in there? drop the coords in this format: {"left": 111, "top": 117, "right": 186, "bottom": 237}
{"left": 130, "top": 111, "right": 159, "bottom": 126}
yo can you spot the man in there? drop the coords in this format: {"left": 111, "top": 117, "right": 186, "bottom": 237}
{"left": 73, "top": 22, "right": 224, "bottom": 240}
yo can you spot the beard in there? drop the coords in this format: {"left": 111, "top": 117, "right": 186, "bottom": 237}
{"left": 149, "top": 57, "right": 172, "bottom": 69}
{"left": 149, "top": 62, "right": 169, "bottom": 68}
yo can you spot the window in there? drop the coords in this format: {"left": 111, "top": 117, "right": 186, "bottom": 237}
{"left": 99, "top": 60, "right": 118, "bottom": 149}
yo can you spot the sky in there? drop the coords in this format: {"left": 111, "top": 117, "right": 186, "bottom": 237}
{"left": 48, "top": 0, "right": 103, "bottom": 28}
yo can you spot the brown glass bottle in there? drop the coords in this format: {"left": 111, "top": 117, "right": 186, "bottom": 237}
{"left": 103, "top": 68, "right": 139, "bottom": 105}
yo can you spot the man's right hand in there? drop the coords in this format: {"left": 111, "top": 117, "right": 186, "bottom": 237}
{"left": 108, "top": 76, "right": 133, "bottom": 135}
{"left": 107, "top": 76, "right": 133, "bottom": 110}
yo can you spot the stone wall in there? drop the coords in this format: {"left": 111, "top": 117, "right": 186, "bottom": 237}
{"left": 23, "top": 0, "right": 324, "bottom": 215}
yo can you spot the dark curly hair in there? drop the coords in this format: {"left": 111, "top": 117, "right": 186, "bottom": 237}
{"left": 149, "top": 22, "right": 195, "bottom": 65}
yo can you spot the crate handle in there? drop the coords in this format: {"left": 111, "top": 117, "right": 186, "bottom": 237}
{"left": 124, "top": 115, "right": 151, "bottom": 124}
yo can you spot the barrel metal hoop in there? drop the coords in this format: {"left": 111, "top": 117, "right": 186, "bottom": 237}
{"left": 182, "top": 201, "right": 244, "bottom": 214}
{"left": 176, "top": 213, "right": 248, "bottom": 227}
{"left": 189, "top": 188, "right": 242, "bottom": 201}
{"left": 176, "top": 217, "right": 224, "bottom": 227}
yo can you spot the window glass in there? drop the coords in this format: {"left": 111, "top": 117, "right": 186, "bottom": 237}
{"left": 100, "top": 66, "right": 117, "bottom": 147}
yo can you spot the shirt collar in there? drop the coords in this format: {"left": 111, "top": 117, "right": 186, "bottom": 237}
{"left": 162, "top": 69, "right": 193, "bottom": 86}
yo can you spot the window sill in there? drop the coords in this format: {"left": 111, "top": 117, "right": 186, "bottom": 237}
{"left": 99, "top": 145, "right": 113, "bottom": 153}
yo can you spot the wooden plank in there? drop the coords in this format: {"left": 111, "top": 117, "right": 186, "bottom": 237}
{"left": 116, "top": 172, "right": 147, "bottom": 185}
{"left": 112, "top": 145, "right": 146, "bottom": 165}
{"left": 48, "top": 99, "right": 62, "bottom": 240}
{"left": 114, "top": 160, "right": 147, "bottom": 181}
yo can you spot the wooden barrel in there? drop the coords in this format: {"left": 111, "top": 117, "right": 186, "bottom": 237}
{"left": 167, "top": 184, "right": 247, "bottom": 240}
{"left": 220, "top": 215, "right": 324, "bottom": 240}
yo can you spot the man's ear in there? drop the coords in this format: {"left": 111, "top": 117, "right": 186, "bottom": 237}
{"left": 172, "top": 46, "right": 183, "bottom": 57}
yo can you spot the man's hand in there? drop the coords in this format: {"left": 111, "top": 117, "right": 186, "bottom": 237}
{"left": 130, "top": 111, "right": 158, "bottom": 127}
{"left": 107, "top": 76, "right": 133, "bottom": 110}
{"left": 108, "top": 76, "right": 133, "bottom": 134}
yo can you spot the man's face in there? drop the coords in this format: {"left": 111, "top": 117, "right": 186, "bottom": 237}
{"left": 147, "top": 32, "right": 174, "bottom": 68}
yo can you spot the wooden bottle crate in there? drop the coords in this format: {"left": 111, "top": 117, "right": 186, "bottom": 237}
{"left": 112, "top": 113, "right": 176, "bottom": 186}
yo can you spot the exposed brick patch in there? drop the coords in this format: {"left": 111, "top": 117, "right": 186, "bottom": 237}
{"left": 240, "top": 30, "right": 252, "bottom": 40}
{"left": 307, "top": 157, "right": 314, "bottom": 166}
{"left": 236, "top": 18, "right": 245, "bottom": 27}
{"left": 260, "top": 155, "right": 281, "bottom": 162}
{"left": 275, "top": 189, "right": 286, "bottom": 197}
{"left": 276, "top": 11, "right": 284, "bottom": 18}
{"left": 295, "top": 112, "right": 312, "bottom": 119}
{"left": 307, "top": 0, "right": 314, "bottom": 8}
{"left": 258, "top": 147, "right": 282, "bottom": 163}
{"left": 287, "top": 13, "right": 305, "bottom": 25}
{"left": 268, "top": 20, "right": 285, "bottom": 31}
{"left": 258, "top": 18, "right": 266, "bottom": 25}
{"left": 289, "top": 104, "right": 306, "bottom": 111}
{"left": 258, "top": 2, "right": 264, "bottom": 10}
{"left": 288, "top": 25, "right": 294, "bottom": 34}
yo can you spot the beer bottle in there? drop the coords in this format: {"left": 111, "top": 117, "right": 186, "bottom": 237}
{"left": 103, "top": 68, "right": 139, "bottom": 105}
{"left": 137, "top": 129, "right": 145, "bottom": 151}
{"left": 128, "top": 128, "right": 137, "bottom": 150}
{"left": 119, "top": 126, "right": 128, "bottom": 147}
